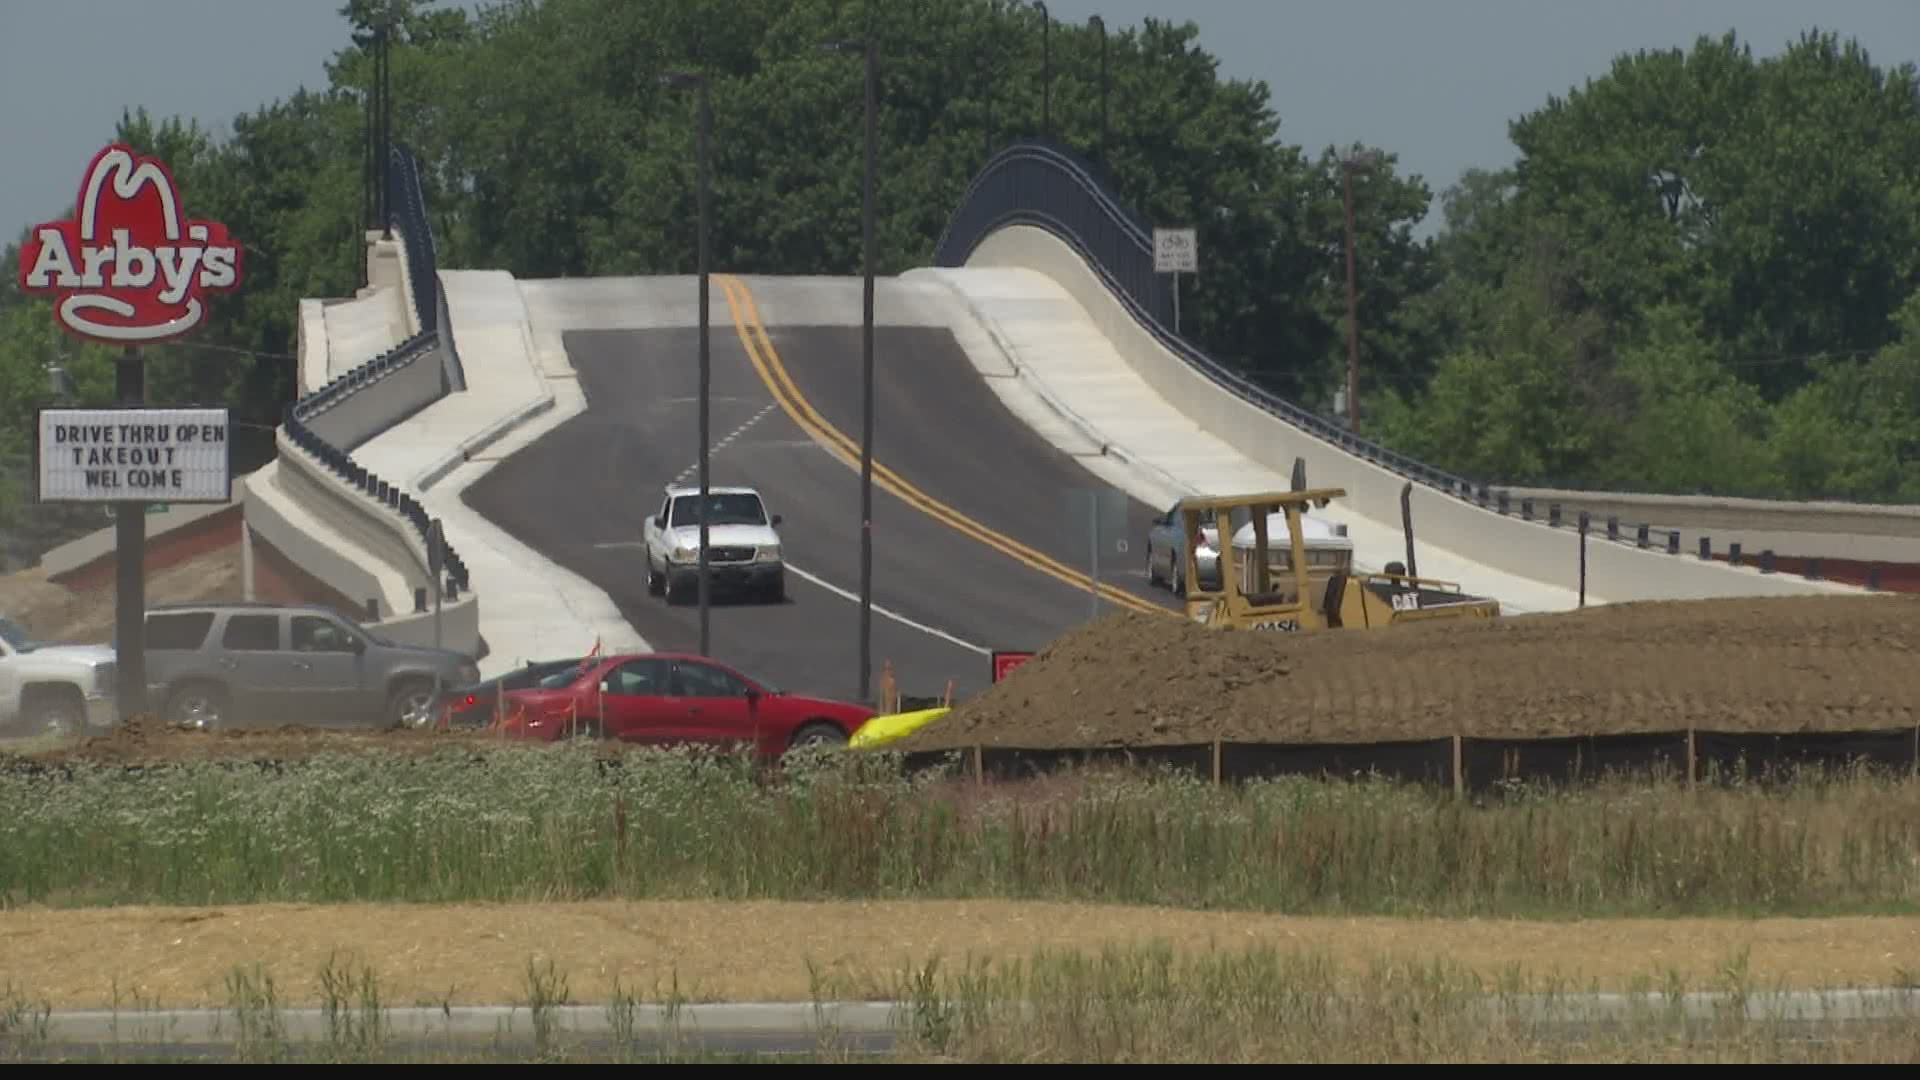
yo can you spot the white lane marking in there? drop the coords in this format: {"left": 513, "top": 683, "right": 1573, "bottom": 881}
{"left": 785, "top": 562, "right": 992, "bottom": 656}
{"left": 675, "top": 403, "right": 779, "bottom": 484}
{"left": 582, "top": 547, "right": 991, "bottom": 656}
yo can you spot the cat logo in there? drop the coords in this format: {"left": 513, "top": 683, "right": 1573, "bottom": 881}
{"left": 1390, "top": 591, "right": 1422, "bottom": 612}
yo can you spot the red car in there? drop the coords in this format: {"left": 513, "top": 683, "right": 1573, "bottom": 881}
{"left": 487, "top": 651, "right": 873, "bottom": 757}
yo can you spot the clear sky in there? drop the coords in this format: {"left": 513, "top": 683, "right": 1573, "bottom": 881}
{"left": 4, "top": 0, "right": 1916, "bottom": 244}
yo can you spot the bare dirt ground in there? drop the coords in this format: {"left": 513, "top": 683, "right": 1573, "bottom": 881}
{"left": 0, "top": 717, "right": 515, "bottom": 765}
{"left": 0, "top": 544, "right": 243, "bottom": 646}
{"left": 1, "top": 900, "right": 1914, "bottom": 1009}
{"left": 6, "top": 566, "right": 1919, "bottom": 762}
{"left": 896, "top": 594, "right": 1920, "bottom": 751}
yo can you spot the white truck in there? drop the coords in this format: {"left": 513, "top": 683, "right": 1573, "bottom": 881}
{"left": 0, "top": 615, "right": 118, "bottom": 736}
{"left": 642, "top": 484, "right": 787, "bottom": 605}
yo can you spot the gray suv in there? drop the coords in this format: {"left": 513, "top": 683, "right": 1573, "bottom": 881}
{"left": 141, "top": 602, "right": 481, "bottom": 731}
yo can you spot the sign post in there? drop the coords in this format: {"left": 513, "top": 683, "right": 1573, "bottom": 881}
{"left": 18, "top": 143, "right": 242, "bottom": 722}
{"left": 1065, "top": 486, "right": 1131, "bottom": 618}
{"left": 426, "top": 518, "right": 446, "bottom": 651}
{"left": 426, "top": 517, "right": 446, "bottom": 716}
{"left": 1152, "top": 227, "right": 1198, "bottom": 334}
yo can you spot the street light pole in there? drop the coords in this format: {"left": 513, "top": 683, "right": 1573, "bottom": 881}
{"left": 860, "top": 38, "right": 876, "bottom": 707}
{"left": 1091, "top": 14, "right": 1107, "bottom": 159}
{"left": 665, "top": 70, "right": 714, "bottom": 656}
{"left": 1343, "top": 164, "right": 1358, "bottom": 432}
{"left": 1340, "top": 150, "right": 1379, "bottom": 433}
{"left": 821, "top": 37, "right": 879, "bottom": 705}
{"left": 379, "top": 21, "right": 392, "bottom": 241}
{"left": 1039, "top": 1, "right": 1051, "bottom": 140}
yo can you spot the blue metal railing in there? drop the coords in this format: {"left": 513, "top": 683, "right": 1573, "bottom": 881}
{"left": 281, "top": 143, "right": 469, "bottom": 599}
{"left": 925, "top": 137, "right": 1863, "bottom": 579}
{"left": 932, "top": 138, "right": 1487, "bottom": 505}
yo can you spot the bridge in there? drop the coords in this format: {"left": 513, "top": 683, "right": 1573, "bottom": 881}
{"left": 43, "top": 140, "right": 1920, "bottom": 705}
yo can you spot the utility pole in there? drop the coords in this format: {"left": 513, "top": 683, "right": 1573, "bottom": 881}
{"left": 663, "top": 70, "right": 714, "bottom": 656}
{"left": 860, "top": 37, "right": 876, "bottom": 706}
{"left": 820, "top": 36, "right": 878, "bottom": 703}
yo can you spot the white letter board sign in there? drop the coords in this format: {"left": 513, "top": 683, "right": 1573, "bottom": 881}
{"left": 37, "top": 406, "right": 233, "bottom": 503}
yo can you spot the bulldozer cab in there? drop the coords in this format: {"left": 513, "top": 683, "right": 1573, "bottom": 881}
{"left": 1176, "top": 489, "right": 1339, "bottom": 632}
{"left": 1176, "top": 485, "right": 1500, "bottom": 633}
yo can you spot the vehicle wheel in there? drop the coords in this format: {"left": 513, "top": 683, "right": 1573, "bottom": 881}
{"left": 762, "top": 574, "right": 786, "bottom": 604}
{"left": 646, "top": 556, "right": 664, "bottom": 596}
{"left": 20, "top": 686, "right": 84, "bottom": 738}
{"left": 386, "top": 678, "right": 438, "bottom": 730}
{"left": 1145, "top": 543, "right": 1160, "bottom": 587}
{"left": 166, "top": 680, "right": 228, "bottom": 731}
{"left": 1173, "top": 559, "right": 1186, "bottom": 597}
{"left": 787, "top": 721, "right": 848, "bottom": 753}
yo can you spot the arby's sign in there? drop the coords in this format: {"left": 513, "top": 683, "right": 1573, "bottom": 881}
{"left": 17, "top": 143, "right": 241, "bottom": 344}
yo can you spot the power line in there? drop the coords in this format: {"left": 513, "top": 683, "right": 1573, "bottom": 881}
{"left": 147, "top": 340, "right": 298, "bottom": 362}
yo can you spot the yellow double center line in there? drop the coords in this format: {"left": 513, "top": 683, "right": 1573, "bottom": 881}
{"left": 715, "top": 272, "right": 1175, "bottom": 619}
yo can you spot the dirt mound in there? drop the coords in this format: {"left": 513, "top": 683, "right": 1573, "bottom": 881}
{"left": 895, "top": 595, "right": 1920, "bottom": 751}
{"left": 0, "top": 545, "right": 243, "bottom": 644}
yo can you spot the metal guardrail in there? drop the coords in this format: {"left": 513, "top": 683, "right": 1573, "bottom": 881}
{"left": 928, "top": 139, "right": 1901, "bottom": 585}
{"left": 281, "top": 143, "right": 469, "bottom": 599}
{"left": 932, "top": 138, "right": 1488, "bottom": 503}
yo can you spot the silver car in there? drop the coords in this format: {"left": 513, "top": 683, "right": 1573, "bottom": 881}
{"left": 141, "top": 601, "right": 480, "bottom": 730}
{"left": 1144, "top": 499, "right": 1222, "bottom": 596}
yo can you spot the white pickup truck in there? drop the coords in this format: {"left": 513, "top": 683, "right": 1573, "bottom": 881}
{"left": 642, "top": 484, "right": 787, "bottom": 605}
{"left": 0, "top": 615, "right": 118, "bottom": 736}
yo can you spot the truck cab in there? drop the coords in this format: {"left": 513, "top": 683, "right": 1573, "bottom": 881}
{"left": 0, "top": 614, "right": 118, "bottom": 736}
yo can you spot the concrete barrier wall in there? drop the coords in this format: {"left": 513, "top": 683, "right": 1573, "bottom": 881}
{"left": 297, "top": 299, "right": 328, "bottom": 395}
{"left": 264, "top": 442, "right": 422, "bottom": 613}
{"left": 245, "top": 460, "right": 479, "bottom": 655}
{"left": 299, "top": 343, "right": 447, "bottom": 451}
{"left": 966, "top": 224, "right": 1866, "bottom": 603}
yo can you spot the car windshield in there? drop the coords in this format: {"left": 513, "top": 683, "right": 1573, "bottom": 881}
{"left": 504, "top": 658, "right": 585, "bottom": 690}
{"left": 671, "top": 493, "right": 766, "bottom": 527}
{"left": 0, "top": 617, "right": 32, "bottom": 652}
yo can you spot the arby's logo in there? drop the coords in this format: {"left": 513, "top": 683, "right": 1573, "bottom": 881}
{"left": 17, "top": 143, "right": 241, "bottom": 344}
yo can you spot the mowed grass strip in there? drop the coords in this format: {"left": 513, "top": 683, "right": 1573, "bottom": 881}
{"left": 2, "top": 746, "right": 1918, "bottom": 917}
{"left": 4, "top": 899, "right": 1918, "bottom": 1010}
{"left": 1, "top": 918, "right": 1916, "bottom": 1063}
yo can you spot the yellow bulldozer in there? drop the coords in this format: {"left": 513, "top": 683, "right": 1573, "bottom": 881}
{"left": 1173, "top": 466, "right": 1500, "bottom": 633}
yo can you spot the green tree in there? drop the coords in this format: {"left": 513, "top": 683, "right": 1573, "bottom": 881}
{"left": 1767, "top": 293, "right": 1920, "bottom": 501}
{"left": 1503, "top": 28, "right": 1920, "bottom": 400}
{"left": 1603, "top": 303, "right": 1779, "bottom": 495}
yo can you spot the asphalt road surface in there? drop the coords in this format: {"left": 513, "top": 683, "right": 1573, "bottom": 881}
{"left": 463, "top": 306, "right": 1177, "bottom": 707}
{"left": 763, "top": 322, "right": 1175, "bottom": 609}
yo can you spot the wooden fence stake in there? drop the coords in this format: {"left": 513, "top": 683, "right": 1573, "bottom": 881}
{"left": 1211, "top": 738, "right": 1221, "bottom": 786}
{"left": 1452, "top": 734, "right": 1463, "bottom": 797}
{"left": 972, "top": 744, "right": 983, "bottom": 787}
{"left": 1687, "top": 728, "right": 1697, "bottom": 788}
{"left": 1911, "top": 726, "right": 1917, "bottom": 779}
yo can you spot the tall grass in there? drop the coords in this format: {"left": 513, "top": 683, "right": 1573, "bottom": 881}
{"left": 883, "top": 943, "right": 1920, "bottom": 1063}
{"left": 4, "top": 943, "right": 1915, "bottom": 1063}
{"left": 1, "top": 745, "right": 1917, "bottom": 915}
